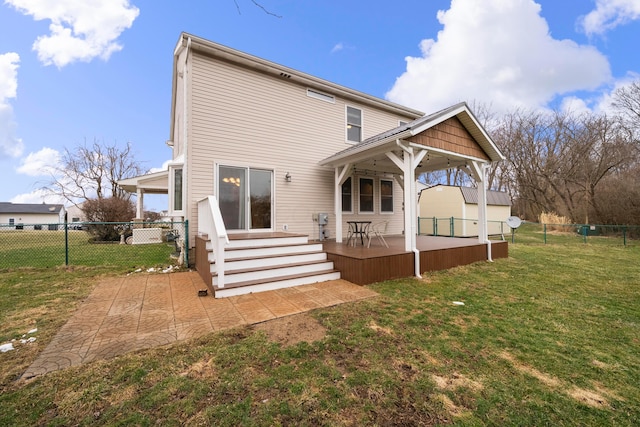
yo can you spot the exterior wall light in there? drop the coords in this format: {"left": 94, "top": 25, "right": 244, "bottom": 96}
{"left": 285, "top": 172, "right": 292, "bottom": 182}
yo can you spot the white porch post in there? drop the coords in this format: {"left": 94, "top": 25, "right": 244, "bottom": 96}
{"left": 387, "top": 141, "right": 426, "bottom": 278}
{"left": 136, "top": 189, "right": 144, "bottom": 220}
{"left": 471, "top": 161, "right": 492, "bottom": 261}
{"left": 334, "top": 164, "right": 351, "bottom": 243}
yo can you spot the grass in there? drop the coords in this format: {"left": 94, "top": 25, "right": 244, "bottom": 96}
{"left": 0, "top": 230, "right": 177, "bottom": 269}
{"left": 1, "top": 241, "right": 639, "bottom": 425}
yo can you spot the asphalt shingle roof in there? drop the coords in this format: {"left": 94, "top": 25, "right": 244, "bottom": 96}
{"left": 0, "top": 203, "right": 64, "bottom": 214}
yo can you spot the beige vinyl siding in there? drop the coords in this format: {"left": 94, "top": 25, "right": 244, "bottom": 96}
{"left": 0, "top": 213, "right": 63, "bottom": 225}
{"left": 186, "top": 51, "right": 415, "bottom": 241}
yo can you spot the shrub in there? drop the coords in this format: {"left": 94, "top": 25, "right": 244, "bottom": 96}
{"left": 539, "top": 212, "right": 574, "bottom": 232}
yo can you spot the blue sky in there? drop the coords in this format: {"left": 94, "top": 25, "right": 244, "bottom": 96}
{"left": 1, "top": 0, "right": 639, "bottom": 212}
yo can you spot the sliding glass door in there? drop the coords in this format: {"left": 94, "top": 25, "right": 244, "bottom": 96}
{"left": 218, "top": 166, "right": 272, "bottom": 231}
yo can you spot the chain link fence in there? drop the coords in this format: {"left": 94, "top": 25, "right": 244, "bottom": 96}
{"left": 0, "top": 221, "right": 189, "bottom": 270}
{"left": 418, "top": 217, "right": 640, "bottom": 247}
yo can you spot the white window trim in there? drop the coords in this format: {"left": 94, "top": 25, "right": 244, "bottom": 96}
{"left": 358, "top": 177, "right": 375, "bottom": 214}
{"left": 341, "top": 176, "right": 354, "bottom": 214}
{"left": 214, "top": 162, "right": 276, "bottom": 233}
{"left": 379, "top": 178, "right": 394, "bottom": 214}
{"left": 168, "top": 164, "right": 185, "bottom": 217}
{"left": 346, "top": 105, "right": 363, "bottom": 144}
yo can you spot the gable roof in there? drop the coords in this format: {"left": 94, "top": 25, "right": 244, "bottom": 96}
{"left": 169, "top": 33, "right": 424, "bottom": 144}
{"left": 421, "top": 185, "right": 511, "bottom": 206}
{"left": 459, "top": 186, "right": 511, "bottom": 206}
{"left": 0, "top": 203, "right": 65, "bottom": 215}
{"left": 320, "top": 102, "right": 504, "bottom": 168}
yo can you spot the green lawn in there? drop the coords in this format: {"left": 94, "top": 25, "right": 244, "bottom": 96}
{"left": 0, "top": 230, "right": 177, "bottom": 269}
{"left": 0, "top": 242, "right": 639, "bottom": 426}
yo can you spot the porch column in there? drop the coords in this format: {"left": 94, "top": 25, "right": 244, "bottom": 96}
{"left": 471, "top": 161, "right": 491, "bottom": 261}
{"left": 334, "top": 164, "right": 351, "bottom": 243}
{"left": 136, "top": 189, "right": 144, "bottom": 220}
{"left": 387, "top": 141, "right": 427, "bottom": 278}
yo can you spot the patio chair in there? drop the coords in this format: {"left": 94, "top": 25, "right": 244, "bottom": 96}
{"left": 367, "top": 220, "right": 389, "bottom": 248}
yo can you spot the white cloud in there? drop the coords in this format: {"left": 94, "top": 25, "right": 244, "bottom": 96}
{"left": 580, "top": 0, "right": 640, "bottom": 36}
{"left": 149, "top": 159, "right": 171, "bottom": 173}
{"left": 10, "top": 188, "right": 66, "bottom": 205}
{"left": 17, "top": 147, "right": 61, "bottom": 176}
{"left": 386, "top": 0, "right": 612, "bottom": 115}
{"left": 0, "top": 52, "right": 24, "bottom": 158}
{"left": 331, "top": 42, "right": 345, "bottom": 54}
{"left": 5, "top": 0, "right": 140, "bottom": 68}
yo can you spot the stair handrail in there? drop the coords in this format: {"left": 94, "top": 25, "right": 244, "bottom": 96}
{"left": 198, "top": 196, "right": 229, "bottom": 289}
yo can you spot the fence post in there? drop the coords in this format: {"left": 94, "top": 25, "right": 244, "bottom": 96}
{"left": 583, "top": 225, "right": 588, "bottom": 244}
{"left": 417, "top": 217, "right": 421, "bottom": 235}
{"left": 450, "top": 217, "right": 454, "bottom": 237}
{"left": 543, "top": 223, "right": 547, "bottom": 244}
{"left": 623, "top": 226, "right": 627, "bottom": 246}
{"left": 434, "top": 217, "right": 438, "bottom": 236}
{"left": 184, "top": 220, "right": 189, "bottom": 267}
{"left": 64, "top": 213, "right": 69, "bottom": 266}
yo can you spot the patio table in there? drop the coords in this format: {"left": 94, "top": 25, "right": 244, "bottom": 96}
{"left": 346, "top": 220, "right": 371, "bottom": 246}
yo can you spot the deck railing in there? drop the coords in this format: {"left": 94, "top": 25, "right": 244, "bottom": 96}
{"left": 197, "top": 196, "right": 229, "bottom": 288}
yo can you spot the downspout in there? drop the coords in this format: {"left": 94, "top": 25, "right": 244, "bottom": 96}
{"left": 183, "top": 37, "right": 191, "bottom": 225}
{"left": 395, "top": 140, "right": 422, "bottom": 279}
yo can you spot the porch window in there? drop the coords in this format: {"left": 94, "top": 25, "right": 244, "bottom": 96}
{"left": 346, "top": 106, "right": 362, "bottom": 142}
{"left": 380, "top": 179, "right": 393, "bottom": 213}
{"left": 173, "top": 168, "right": 183, "bottom": 212}
{"left": 359, "top": 177, "right": 374, "bottom": 213}
{"left": 342, "top": 177, "right": 353, "bottom": 212}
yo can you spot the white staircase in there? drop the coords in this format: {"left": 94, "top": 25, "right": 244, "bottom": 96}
{"left": 205, "top": 233, "right": 340, "bottom": 298}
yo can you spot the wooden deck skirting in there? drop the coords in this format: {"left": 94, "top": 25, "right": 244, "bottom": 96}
{"left": 324, "top": 236, "right": 508, "bottom": 285}
{"left": 195, "top": 236, "right": 214, "bottom": 294}
{"left": 195, "top": 233, "right": 508, "bottom": 289}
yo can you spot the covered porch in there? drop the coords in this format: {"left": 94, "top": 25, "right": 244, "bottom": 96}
{"left": 117, "top": 170, "right": 169, "bottom": 220}
{"left": 320, "top": 102, "right": 506, "bottom": 280}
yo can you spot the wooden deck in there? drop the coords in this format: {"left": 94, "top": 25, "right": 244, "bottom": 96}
{"left": 323, "top": 235, "right": 508, "bottom": 285}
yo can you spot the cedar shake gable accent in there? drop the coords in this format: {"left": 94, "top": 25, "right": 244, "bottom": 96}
{"left": 406, "top": 116, "right": 490, "bottom": 161}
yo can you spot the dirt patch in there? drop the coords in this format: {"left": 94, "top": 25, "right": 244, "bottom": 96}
{"left": 253, "top": 313, "right": 326, "bottom": 346}
{"left": 180, "top": 357, "right": 216, "bottom": 379}
{"left": 432, "top": 372, "right": 484, "bottom": 392}
{"left": 499, "top": 351, "right": 612, "bottom": 408}
{"left": 499, "top": 351, "right": 561, "bottom": 388}
{"left": 568, "top": 386, "right": 609, "bottom": 409}
{"left": 368, "top": 320, "right": 394, "bottom": 335}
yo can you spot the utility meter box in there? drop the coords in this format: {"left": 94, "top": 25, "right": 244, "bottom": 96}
{"left": 318, "top": 213, "right": 329, "bottom": 225}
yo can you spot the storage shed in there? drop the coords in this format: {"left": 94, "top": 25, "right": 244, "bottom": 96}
{"left": 419, "top": 185, "right": 511, "bottom": 237}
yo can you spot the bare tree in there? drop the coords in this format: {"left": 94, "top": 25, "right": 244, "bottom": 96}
{"left": 45, "top": 139, "right": 145, "bottom": 204}
{"left": 612, "top": 80, "right": 640, "bottom": 132}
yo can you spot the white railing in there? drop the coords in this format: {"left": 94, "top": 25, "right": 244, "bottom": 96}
{"left": 197, "top": 196, "right": 229, "bottom": 288}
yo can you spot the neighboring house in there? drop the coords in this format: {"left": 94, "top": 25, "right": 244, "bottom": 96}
{"left": 65, "top": 203, "right": 86, "bottom": 224}
{"left": 0, "top": 203, "right": 65, "bottom": 230}
{"left": 119, "top": 33, "right": 505, "bottom": 296}
{"left": 419, "top": 185, "right": 511, "bottom": 237}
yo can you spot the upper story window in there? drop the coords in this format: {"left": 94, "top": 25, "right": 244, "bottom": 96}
{"left": 346, "top": 106, "right": 362, "bottom": 143}
{"left": 341, "top": 177, "right": 353, "bottom": 212}
{"left": 380, "top": 179, "right": 394, "bottom": 213}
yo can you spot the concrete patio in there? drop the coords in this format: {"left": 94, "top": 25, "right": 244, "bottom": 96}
{"left": 23, "top": 271, "right": 377, "bottom": 379}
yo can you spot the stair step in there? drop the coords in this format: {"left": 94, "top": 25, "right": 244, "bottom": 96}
{"left": 226, "top": 235, "right": 309, "bottom": 249}
{"left": 213, "top": 260, "right": 334, "bottom": 285}
{"left": 213, "top": 269, "right": 341, "bottom": 298}
{"left": 212, "top": 251, "right": 327, "bottom": 273}
{"left": 216, "top": 243, "right": 324, "bottom": 261}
